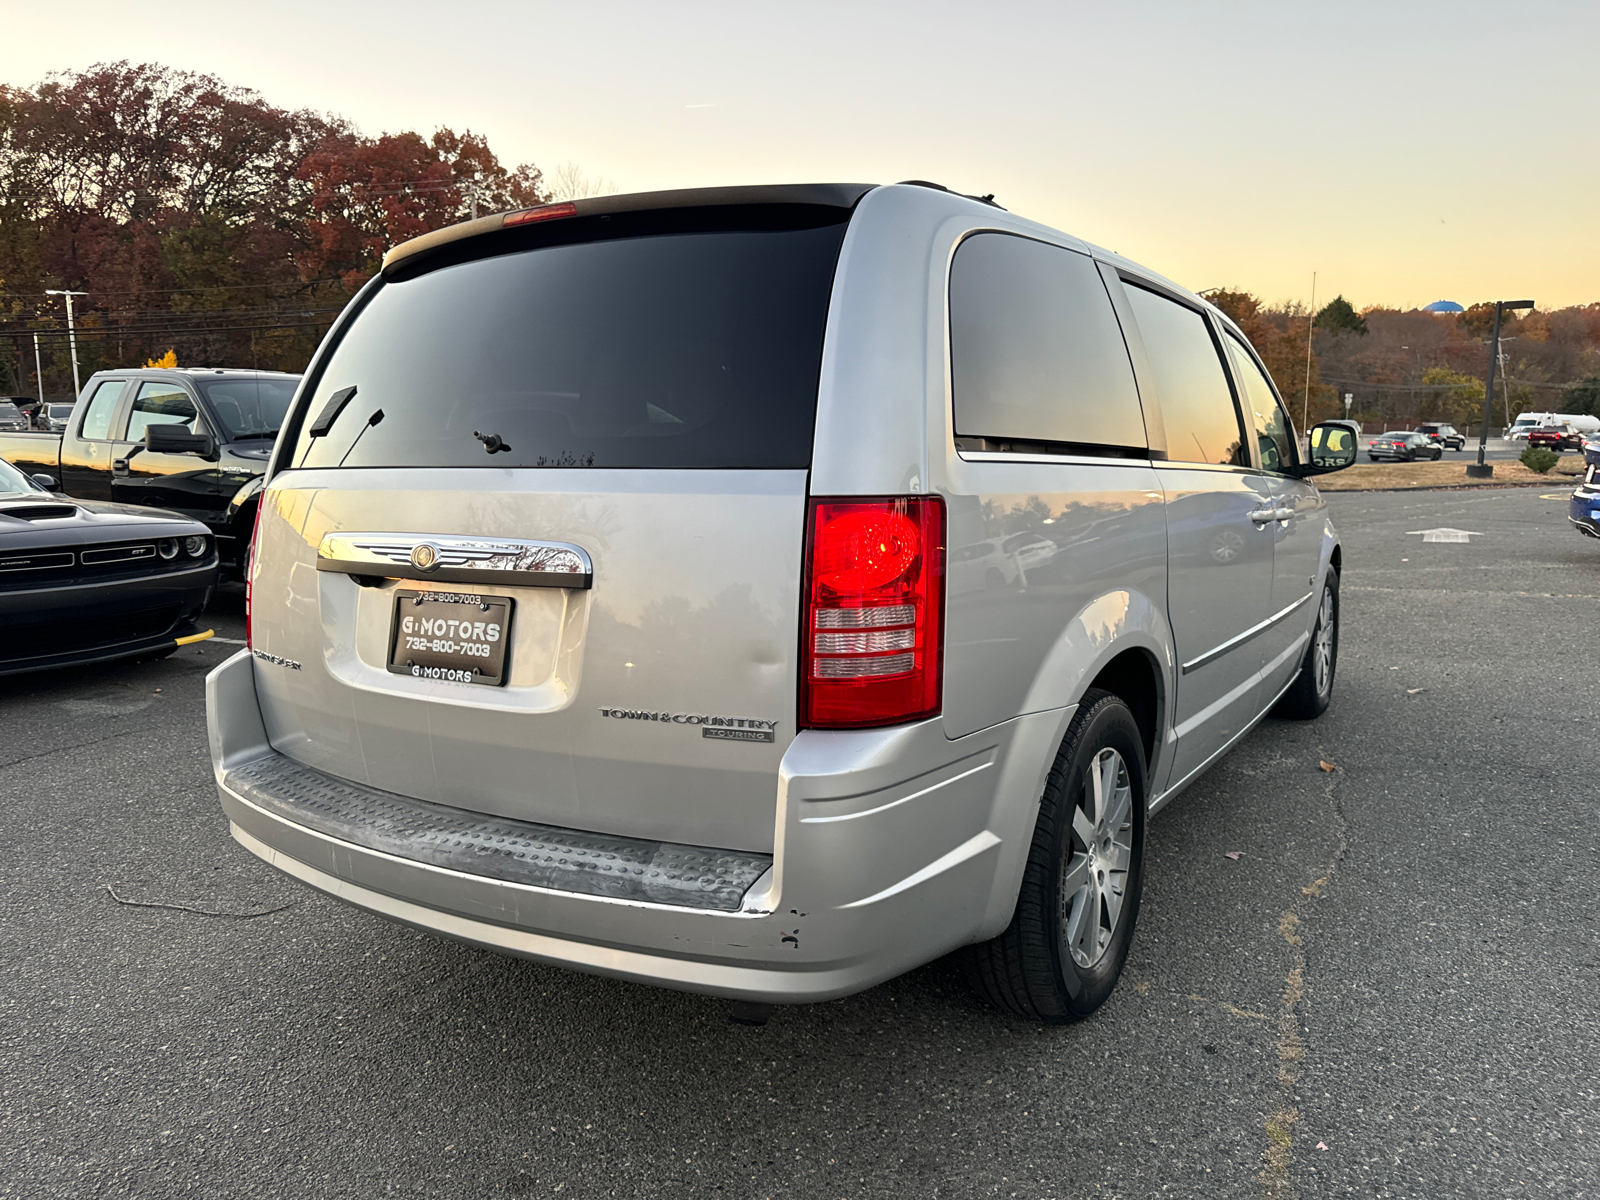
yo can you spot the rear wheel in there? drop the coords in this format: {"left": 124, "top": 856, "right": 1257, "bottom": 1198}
{"left": 963, "top": 690, "right": 1146, "bottom": 1022}
{"left": 1275, "top": 572, "right": 1339, "bottom": 720}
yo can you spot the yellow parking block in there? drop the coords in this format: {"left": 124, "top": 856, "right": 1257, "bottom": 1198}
{"left": 175, "top": 629, "right": 216, "bottom": 646}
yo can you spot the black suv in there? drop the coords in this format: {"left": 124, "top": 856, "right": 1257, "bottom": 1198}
{"left": 1415, "top": 422, "right": 1465, "bottom": 450}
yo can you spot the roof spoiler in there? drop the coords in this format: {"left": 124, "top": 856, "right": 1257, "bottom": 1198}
{"left": 381, "top": 183, "right": 877, "bottom": 278}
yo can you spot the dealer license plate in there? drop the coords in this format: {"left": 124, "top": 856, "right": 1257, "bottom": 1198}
{"left": 387, "top": 590, "right": 513, "bottom": 686}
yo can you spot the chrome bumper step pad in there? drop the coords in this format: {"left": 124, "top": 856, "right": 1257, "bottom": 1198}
{"left": 224, "top": 753, "right": 771, "bottom": 912}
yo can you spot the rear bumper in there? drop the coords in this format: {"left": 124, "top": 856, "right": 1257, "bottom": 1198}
{"left": 207, "top": 648, "right": 1065, "bottom": 1003}
{"left": 1570, "top": 488, "right": 1600, "bottom": 538}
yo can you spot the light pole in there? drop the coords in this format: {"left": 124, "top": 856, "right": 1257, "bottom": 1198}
{"left": 33, "top": 333, "right": 44, "bottom": 408}
{"left": 1468, "top": 299, "right": 1534, "bottom": 479}
{"left": 43, "top": 289, "right": 88, "bottom": 398}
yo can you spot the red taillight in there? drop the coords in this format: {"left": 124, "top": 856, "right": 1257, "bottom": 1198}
{"left": 502, "top": 202, "right": 578, "bottom": 227}
{"left": 244, "top": 497, "right": 265, "bottom": 649}
{"left": 801, "top": 496, "right": 944, "bottom": 729}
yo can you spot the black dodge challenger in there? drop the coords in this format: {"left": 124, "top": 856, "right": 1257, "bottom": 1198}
{"left": 1, "top": 456, "right": 218, "bottom": 676}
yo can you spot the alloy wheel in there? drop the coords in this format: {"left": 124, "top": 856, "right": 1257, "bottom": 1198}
{"left": 1060, "top": 747, "right": 1135, "bottom": 968}
{"left": 1313, "top": 586, "right": 1335, "bottom": 697}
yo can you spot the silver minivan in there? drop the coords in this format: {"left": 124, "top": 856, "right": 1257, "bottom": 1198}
{"left": 207, "top": 183, "right": 1357, "bottom": 1021}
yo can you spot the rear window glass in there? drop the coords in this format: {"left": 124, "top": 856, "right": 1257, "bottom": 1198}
{"left": 1123, "top": 285, "right": 1247, "bottom": 468}
{"left": 199, "top": 376, "right": 300, "bottom": 440}
{"left": 949, "top": 233, "right": 1147, "bottom": 453}
{"left": 290, "top": 223, "right": 847, "bottom": 470}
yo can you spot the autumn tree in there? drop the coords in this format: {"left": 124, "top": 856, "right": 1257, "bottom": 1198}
{"left": 1203, "top": 288, "right": 1338, "bottom": 423}
{"left": 1314, "top": 295, "right": 1366, "bottom": 335}
{"left": 1417, "top": 367, "right": 1484, "bottom": 425}
{"left": 0, "top": 62, "right": 564, "bottom": 385}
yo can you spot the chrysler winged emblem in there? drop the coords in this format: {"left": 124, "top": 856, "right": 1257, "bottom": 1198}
{"left": 316, "top": 532, "right": 593, "bottom": 589}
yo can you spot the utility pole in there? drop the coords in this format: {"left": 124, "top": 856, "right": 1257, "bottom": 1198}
{"left": 33, "top": 333, "right": 44, "bottom": 407}
{"left": 1469, "top": 299, "right": 1534, "bottom": 479}
{"left": 44, "top": 289, "right": 88, "bottom": 398}
{"left": 1302, "top": 271, "right": 1316, "bottom": 433}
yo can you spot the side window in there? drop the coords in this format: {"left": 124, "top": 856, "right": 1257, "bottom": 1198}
{"left": 77, "top": 380, "right": 125, "bottom": 441}
{"left": 950, "top": 233, "right": 1147, "bottom": 453}
{"left": 1225, "top": 334, "right": 1296, "bottom": 474}
{"left": 127, "top": 382, "right": 202, "bottom": 442}
{"left": 1122, "top": 285, "right": 1247, "bottom": 467}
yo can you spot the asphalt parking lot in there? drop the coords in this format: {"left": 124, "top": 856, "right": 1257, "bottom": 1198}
{"left": 3, "top": 485, "right": 1597, "bottom": 1200}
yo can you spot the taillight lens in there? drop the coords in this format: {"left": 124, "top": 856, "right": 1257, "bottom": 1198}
{"left": 801, "top": 496, "right": 944, "bottom": 729}
{"left": 502, "top": 201, "right": 578, "bottom": 227}
{"left": 244, "top": 497, "right": 265, "bottom": 649}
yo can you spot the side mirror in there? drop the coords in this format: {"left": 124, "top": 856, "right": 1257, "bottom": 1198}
{"left": 1297, "top": 423, "right": 1358, "bottom": 476}
{"left": 31, "top": 473, "right": 59, "bottom": 491}
{"left": 144, "top": 423, "right": 216, "bottom": 458}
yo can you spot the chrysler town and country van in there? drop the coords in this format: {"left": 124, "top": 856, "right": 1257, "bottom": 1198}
{"left": 206, "top": 183, "right": 1357, "bottom": 1021}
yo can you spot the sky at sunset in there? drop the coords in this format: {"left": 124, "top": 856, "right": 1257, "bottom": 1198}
{"left": 6, "top": 0, "right": 1597, "bottom": 310}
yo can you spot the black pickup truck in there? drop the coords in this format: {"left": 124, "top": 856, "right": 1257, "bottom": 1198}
{"left": 0, "top": 368, "right": 299, "bottom": 573}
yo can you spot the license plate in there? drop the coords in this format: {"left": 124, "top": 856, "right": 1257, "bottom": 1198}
{"left": 387, "top": 590, "right": 513, "bottom": 686}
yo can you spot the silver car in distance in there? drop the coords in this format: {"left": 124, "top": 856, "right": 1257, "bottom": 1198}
{"left": 206, "top": 183, "right": 1357, "bottom": 1021}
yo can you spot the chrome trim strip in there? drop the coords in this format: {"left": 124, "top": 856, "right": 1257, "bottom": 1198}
{"left": 1180, "top": 591, "right": 1313, "bottom": 676}
{"left": 957, "top": 450, "right": 1155, "bottom": 468}
{"left": 1150, "top": 639, "right": 1306, "bottom": 818}
{"left": 316, "top": 531, "right": 592, "bottom": 588}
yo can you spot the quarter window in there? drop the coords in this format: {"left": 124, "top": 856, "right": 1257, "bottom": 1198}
{"left": 950, "top": 233, "right": 1147, "bottom": 453}
{"left": 126, "top": 382, "right": 203, "bottom": 442}
{"left": 1225, "top": 333, "right": 1297, "bottom": 474}
{"left": 1123, "top": 285, "right": 1246, "bottom": 467}
{"left": 77, "top": 380, "right": 125, "bottom": 441}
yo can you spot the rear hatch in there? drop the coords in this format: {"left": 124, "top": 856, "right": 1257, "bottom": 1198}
{"left": 248, "top": 201, "right": 854, "bottom": 854}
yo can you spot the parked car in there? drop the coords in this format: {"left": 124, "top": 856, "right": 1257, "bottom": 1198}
{"left": 37, "top": 402, "right": 75, "bottom": 433}
{"left": 0, "top": 454, "right": 218, "bottom": 675}
{"left": 1368, "top": 431, "right": 1441, "bottom": 461}
{"left": 0, "top": 400, "right": 29, "bottom": 432}
{"left": 0, "top": 368, "right": 300, "bottom": 573}
{"left": 949, "top": 537, "right": 1020, "bottom": 593}
{"left": 1570, "top": 445, "right": 1600, "bottom": 540}
{"left": 208, "top": 182, "right": 1356, "bottom": 1023}
{"left": 1526, "top": 424, "right": 1584, "bottom": 453}
{"left": 1414, "top": 422, "right": 1464, "bottom": 450}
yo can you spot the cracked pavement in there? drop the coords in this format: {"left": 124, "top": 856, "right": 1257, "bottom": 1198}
{"left": 2, "top": 488, "right": 1597, "bottom": 1198}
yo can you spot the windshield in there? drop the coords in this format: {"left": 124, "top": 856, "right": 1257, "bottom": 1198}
{"left": 0, "top": 457, "right": 42, "bottom": 495}
{"left": 198, "top": 376, "right": 300, "bottom": 439}
{"left": 290, "top": 218, "right": 848, "bottom": 470}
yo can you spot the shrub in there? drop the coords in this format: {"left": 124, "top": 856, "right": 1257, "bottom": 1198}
{"left": 1521, "top": 446, "right": 1559, "bottom": 474}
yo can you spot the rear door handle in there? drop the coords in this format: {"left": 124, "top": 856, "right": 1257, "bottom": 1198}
{"left": 1249, "top": 509, "right": 1277, "bottom": 524}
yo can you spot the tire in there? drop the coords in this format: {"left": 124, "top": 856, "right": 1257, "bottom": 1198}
{"left": 963, "top": 690, "right": 1147, "bottom": 1022}
{"left": 1274, "top": 572, "right": 1339, "bottom": 720}
{"left": 1368, "top": 455, "right": 1380, "bottom": 462}
{"left": 1432, "top": 449, "right": 1442, "bottom": 460}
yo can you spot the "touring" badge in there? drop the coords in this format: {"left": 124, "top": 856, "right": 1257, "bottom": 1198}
{"left": 599, "top": 708, "right": 778, "bottom": 744}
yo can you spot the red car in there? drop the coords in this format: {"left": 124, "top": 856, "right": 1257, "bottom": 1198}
{"left": 1527, "top": 425, "right": 1584, "bottom": 452}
